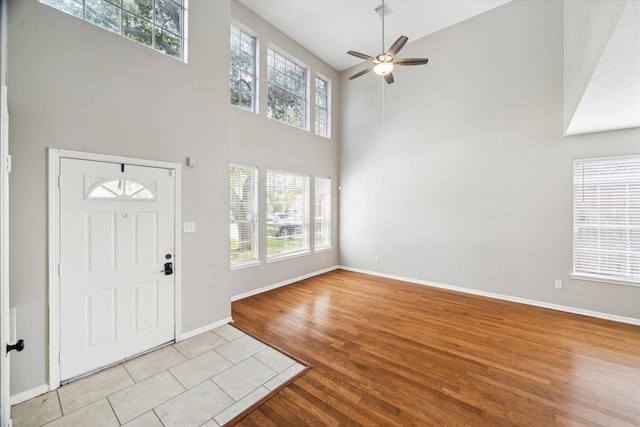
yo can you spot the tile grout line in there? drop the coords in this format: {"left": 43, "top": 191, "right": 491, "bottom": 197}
{"left": 51, "top": 389, "right": 63, "bottom": 426}
{"left": 104, "top": 393, "right": 122, "bottom": 426}
{"left": 206, "top": 377, "right": 236, "bottom": 421}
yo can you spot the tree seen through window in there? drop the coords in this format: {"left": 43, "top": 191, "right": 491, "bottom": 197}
{"left": 40, "top": 0, "right": 186, "bottom": 59}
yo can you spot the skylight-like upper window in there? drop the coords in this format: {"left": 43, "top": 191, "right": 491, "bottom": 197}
{"left": 39, "top": 0, "right": 188, "bottom": 61}
{"left": 230, "top": 24, "right": 257, "bottom": 112}
{"left": 266, "top": 48, "right": 307, "bottom": 130}
{"left": 315, "top": 76, "right": 330, "bottom": 138}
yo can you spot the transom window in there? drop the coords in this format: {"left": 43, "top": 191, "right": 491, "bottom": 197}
{"left": 266, "top": 48, "right": 307, "bottom": 130}
{"left": 230, "top": 24, "right": 257, "bottom": 112}
{"left": 266, "top": 170, "right": 309, "bottom": 260}
{"left": 572, "top": 155, "right": 640, "bottom": 286}
{"left": 315, "top": 76, "right": 330, "bottom": 138}
{"left": 230, "top": 164, "right": 259, "bottom": 268}
{"left": 39, "top": 0, "right": 187, "bottom": 60}
{"left": 87, "top": 178, "right": 157, "bottom": 200}
{"left": 314, "top": 177, "right": 331, "bottom": 250}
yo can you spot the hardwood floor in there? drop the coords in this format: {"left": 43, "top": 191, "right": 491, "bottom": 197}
{"left": 231, "top": 269, "right": 640, "bottom": 426}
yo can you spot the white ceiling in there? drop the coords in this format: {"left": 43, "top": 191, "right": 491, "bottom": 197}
{"left": 566, "top": 0, "right": 640, "bottom": 135}
{"left": 239, "top": 0, "right": 511, "bottom": 72}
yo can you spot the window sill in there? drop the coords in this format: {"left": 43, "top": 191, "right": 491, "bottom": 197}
{"left": 231, "top": 260, "right": 261, "bottom": 271}
{"left": 314, "top": 246, "right": 332, "bottom": 253}
{"left": 266, "top": 250, "right": 311, "bottom": 264}
{"left": 571, "top": 273, "right": 640, "bottom": 288}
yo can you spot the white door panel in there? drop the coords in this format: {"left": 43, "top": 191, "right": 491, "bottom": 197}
{"left": 86, "top": 212, "right": 117, "bottom": 272}
{"left": 59, "top": 159, "right": 175, "bottom": 381}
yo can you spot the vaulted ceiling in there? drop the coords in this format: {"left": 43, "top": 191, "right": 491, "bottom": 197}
{"left": 565, "top": 0, "right": 640, "bottom": 135}
{"left": 239, "top": 0, "right": 511, "bottom": 72}
{"left": 240, "top": 0, "right": 640, "bottom": 136}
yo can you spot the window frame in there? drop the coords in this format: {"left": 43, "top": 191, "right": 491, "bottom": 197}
{"left": 314, "top": 74, "right": 330, "bottom": 138}
{"left": 265, "top": 169, "right": 310, "bottom": 262}
{"left": 39, "top": 0, "right": 188, "bottom": 61}
{"left": 314, "top": 176, "right": 331, "bottom": 251}
{"left": 230, "top": 22, "right": 258, "bottom": 113}
{"left": 266, "top": 46, "right": 308, "bottom": 131}
{"left": 230, "top": 163, "right": 260, "bottom": 270}
{"left": 571, "top": 155, "right": 640, "bottom": 287}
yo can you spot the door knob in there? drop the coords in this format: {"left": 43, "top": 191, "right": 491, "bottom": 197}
{"left": 7, "top": 339, "right": 24, "bottom": 354}
{"left": 162, "top": 262, "right": 173, "bottom": 275}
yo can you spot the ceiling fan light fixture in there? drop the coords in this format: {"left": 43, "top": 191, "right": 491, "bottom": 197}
{"left": 346, "top": 0, "right": 429, "bottom": 84}
{"left": 374, "top": 62, "right": 394, "bottom": 75}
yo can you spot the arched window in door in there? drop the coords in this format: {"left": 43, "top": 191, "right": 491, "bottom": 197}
{"left": 87, "top": 178, "right": 157, "bottom": 200}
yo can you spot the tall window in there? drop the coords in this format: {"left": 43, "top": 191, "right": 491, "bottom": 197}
{"left": 266, "top": 170, "right": 309, "bottom": 260}
{"left": 573, "top": 155, "right": 640, "bottom": 285}
{"left": 230, "top": 24, "right": 256, "bottom": 112}
{"left": 315, "top": 76, "right": 330, "bottom": 138}
{"left": 266, "top": 48, "right": 307, "bottom": 130}
{"left": 315, "top": 177, "right": 331, "bottom": 250}
{"left": 230, "top": 164, "right": 259, "bottom": 268}
{"left": 40, "top": 0, "right": 187, "bottom": 60}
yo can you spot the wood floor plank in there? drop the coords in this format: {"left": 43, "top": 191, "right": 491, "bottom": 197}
{"left": 232, "top": 270, "right": 640, "bottom": 426}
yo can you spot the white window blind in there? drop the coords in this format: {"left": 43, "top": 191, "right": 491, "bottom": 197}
{"left": 315, "top": 177, "right": 331, "bottom": 250}
{"left": 266, "top": 170, "right": 309, "bottom": 260}
{"left": 573, "top": 155, "right": 640, "bottom": 285}
{"left": 230, "top": 163, "right": 259, "bottom": 268}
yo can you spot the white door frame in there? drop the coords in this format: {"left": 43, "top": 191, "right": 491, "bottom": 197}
{"left": 1, "top": 0, "right": 11, "bottom": 422}
{"left": 0, "top": 86, "right": 9, "bottom": 426}
{"left": 48, "top": 148, "right": 182, "bottom": 390}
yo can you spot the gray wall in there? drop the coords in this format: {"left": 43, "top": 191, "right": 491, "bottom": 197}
{"left": 339, "top": 0, "right": 640, "bottom": 319}
{"left": 6, "top": 0, "right": 339, "bottom": 396}
{"left": 8, "top": 0, "right": 232, "bottom": 394}
{"left": 228, "top": 2, "right": 340, "bottom": 297}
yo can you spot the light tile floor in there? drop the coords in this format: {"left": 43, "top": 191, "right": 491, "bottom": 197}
{"left": 12, "top": 324, "right": 307, "bottom": 427}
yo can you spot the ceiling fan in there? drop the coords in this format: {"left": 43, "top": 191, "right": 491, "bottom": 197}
{"left": 347, "top": 0, "right": 429, "bottom": 84}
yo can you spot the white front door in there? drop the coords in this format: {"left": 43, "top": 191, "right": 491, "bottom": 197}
{"left": 59, "top": 158, "right": 176, "bottom": 381}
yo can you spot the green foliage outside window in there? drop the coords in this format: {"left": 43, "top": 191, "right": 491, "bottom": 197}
{"left": 315, "top": 77, "right": 329, "bottom": 137}
{"left": 230, "top": 25, "right": 256, "bottom": 111}
{"left": 40, "top": 0, "right": 185, "bottom": 59}
{"left": 266, "top": 48, "right": 307, "bottom": 129}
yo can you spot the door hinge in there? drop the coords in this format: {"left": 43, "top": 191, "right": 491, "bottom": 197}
{"left": 6, "top": 155, "right": 11, "bottom": 173}
{"left": 169, "top": 169, "right": 176, "bottom": 177}
{"left": 58, "top": 175, "right": 62, "bottom": 188}
{"left": 58, "top": 264, "right": 61, "bottom": 276}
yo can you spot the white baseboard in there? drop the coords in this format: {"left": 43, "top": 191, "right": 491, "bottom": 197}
{"left": 11, "top": 383, "right": 49, "bottom": 406}
{"left": 231, "top": 265, "right": 339, "bottom": 302}
{"left": 339, "top": 266, "right": 640, "bottom": 326}
{"left": 180, "top": 317, "right": 233, "bottom": 341}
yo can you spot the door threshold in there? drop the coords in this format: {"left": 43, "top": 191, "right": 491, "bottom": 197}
{"left": 60, "top": 340, "right": 174, "bottom": 386}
